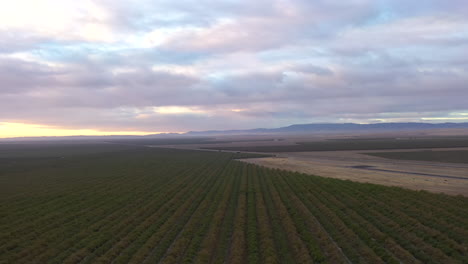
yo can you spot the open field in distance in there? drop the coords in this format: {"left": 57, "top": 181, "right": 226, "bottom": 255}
{"left": 242, "top": 149, "right": 468, "bottom": 196}
{"left": 365, "top": 150, "right": 468, "bottom": 164}
{"left": 202, "top": 136, "right": 468, "bottom": 152}
{"left": 154, "top": 133, "right": 468, "bottom": 196}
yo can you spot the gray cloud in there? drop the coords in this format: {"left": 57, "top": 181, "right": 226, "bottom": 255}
{"left": 1, "top": 0, "right": 468, "bottom": 133}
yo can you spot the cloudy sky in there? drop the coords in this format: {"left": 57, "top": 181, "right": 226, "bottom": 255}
{"left": 1, "top": 0, "right": 468, "bottom": 137}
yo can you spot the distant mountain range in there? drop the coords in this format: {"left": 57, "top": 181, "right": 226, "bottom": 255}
{"left": 1, "top": 122, "right": 468, "bottom": 141}
{"left": 186, "top": 122, "right": 468, "bottom": 136}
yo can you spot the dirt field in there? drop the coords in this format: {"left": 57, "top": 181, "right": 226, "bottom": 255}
{"left": 241, "top": 148, "right": 468, "bottom": 196}
{"left": 365, "top": 149, "right": 468, "bottom": 164}
{"left": 151, "top": 130, "right": 468, "bottom": 196}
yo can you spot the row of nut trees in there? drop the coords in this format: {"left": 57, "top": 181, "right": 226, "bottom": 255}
{"left": 1, "top": 148, "right": 467, "bottom": 263}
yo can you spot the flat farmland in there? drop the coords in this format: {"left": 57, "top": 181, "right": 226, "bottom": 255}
{"left": 365, "top": 149, "right": 468, "bottom": 164}
{"left": 189, "top": 135, "right": 468, "bottom": 196}
{"left": 2, "top": 143, "right": 468, "bottom": 263}
{"left": 242, "top": 148, "right": 468, "bottom": 196}
{"left": 202, "top": 136, "right": 468, "bottom": 152}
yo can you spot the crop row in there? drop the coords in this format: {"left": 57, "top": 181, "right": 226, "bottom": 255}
{"left": 1, "top": 147, "right": 467, "bottom": 263}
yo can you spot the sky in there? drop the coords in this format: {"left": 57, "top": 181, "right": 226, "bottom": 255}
{"left": 1, "top": 0, "right": 468, "bottom": 137}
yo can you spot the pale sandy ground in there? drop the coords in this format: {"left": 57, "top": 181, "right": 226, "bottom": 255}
{"left": 241, "top": 148, "right": 468, "bottom": 196}
{"left": 153, "top": 143, "right": 468, "bottom": 196}
{"left": 152, "top": 129, "right": 468, "bottom": 196}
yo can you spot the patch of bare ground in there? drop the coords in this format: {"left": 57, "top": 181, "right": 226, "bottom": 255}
{"left": 241, "top": 149, "right": 468, "bottom": 196}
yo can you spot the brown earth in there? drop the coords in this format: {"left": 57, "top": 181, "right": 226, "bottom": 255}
{"left": 241, "top": 148, "right": 468, "bottom": 196}
{"left": 152, "top": 130, "right": 468, "bottom": 196}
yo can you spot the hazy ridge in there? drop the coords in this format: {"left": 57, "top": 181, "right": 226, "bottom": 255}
{"left": 2, "top": 122, "right": 468, "bottom": 141}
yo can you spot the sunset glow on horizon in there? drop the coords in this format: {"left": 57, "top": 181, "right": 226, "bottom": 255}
{"left": 0, "top": 122, "right": 166, "bottom": 138}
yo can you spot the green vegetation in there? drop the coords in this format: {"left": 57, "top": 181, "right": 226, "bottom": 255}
{"left": 0, "top": 142, "right": 138, "bottom": 158}
{"left": 203, "top": 136, "right": 468, "bottom": 152}
{"left": 106, "top": 137, "right": 280, "bottom": 146}
{"left": 1, "top": 144, "right": 467, "bottom": 263}
{"left": 106, "top": 137, "right": 232, "bottom": 146}
{"left": 365, "top": 150, "right": 468, "bottom": 164}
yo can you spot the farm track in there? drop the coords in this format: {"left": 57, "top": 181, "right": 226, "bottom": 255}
{"left": 1, "top": 147, "right": 467, "bottom": 263}
{"left": 349, "top": 165, "right": 468, "bottom": 180}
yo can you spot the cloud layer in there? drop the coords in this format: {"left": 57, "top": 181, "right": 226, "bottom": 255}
{"left": 1, "top": 0, "right": 468, "bottom": 133}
